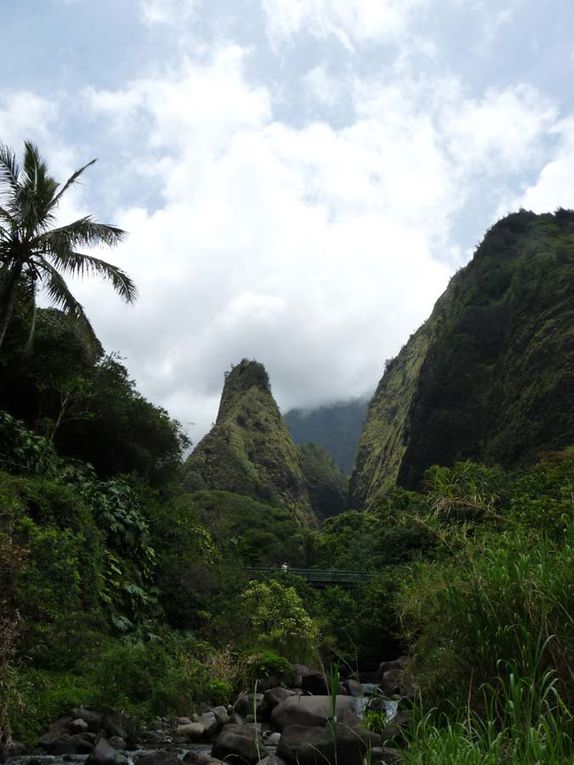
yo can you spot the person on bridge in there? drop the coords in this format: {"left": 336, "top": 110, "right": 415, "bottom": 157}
{"left": 281, "top": 562, "right": 288, "bottom": 573}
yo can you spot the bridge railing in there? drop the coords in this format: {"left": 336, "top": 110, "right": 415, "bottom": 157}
{"left": 243, "top": 567, "right": 378, "bottom": 585}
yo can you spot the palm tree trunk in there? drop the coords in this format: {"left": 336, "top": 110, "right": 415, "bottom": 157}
{"left": 0, "top": 263, "right": 23, "bottom": 353}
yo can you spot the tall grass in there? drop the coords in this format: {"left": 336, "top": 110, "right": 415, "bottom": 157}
{"left": 405, "top": 666, "right": 574, "bottom": 764}
{"left": 400, "top": 523, "right": 574, "bottom": 710}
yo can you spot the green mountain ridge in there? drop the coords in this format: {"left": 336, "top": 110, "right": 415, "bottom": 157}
{"left": 351, "top": 209, "right": 574, "bottom": 507}
{"left": 284, "top": 398, "right": 370, "bottom": 474}
{"left": 184, "top": 359, "right": 319, "bottom": 526}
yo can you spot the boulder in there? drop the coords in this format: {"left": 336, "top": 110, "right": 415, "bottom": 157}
{"left": 381, "top": 670, "right": 402, "bottom": 696}
{"left": 262, "top": 731, "right": 281, "bottom": 746}
{"left": 211, "top": 706, "right": 229, "bottom": 727}
{"left": 293, "top": 666, "right": 328, "bottom": 695}
{"left": 256, "top": 756, "right": 287, "bottom": 765}
{"left": 70, "top": 718, "right": 89, "bottom": 734}
{"left": 263, "top": 688, "right": 296, "bottom": 711}
{"left": 108, "top": 737, "right": 126, "bottom": 750}
{"left": 136, "top": 751, "right": 182, "bottom": 765}
{"left": 344, "top": 679, "right": 363, "bottom": 698}
{"left": 369, "top": 747, "right": 403, "bottom": 764}
{"left": 70, "top": 710, "right": 104, "bottom": 733}
{"left": 378, "top": 657, "right": 408, "bottom": 678}
{"left": 212, "top": 724, "right": 261, "bottom": 764}
{"left": 277, "top": 724, "right": 369, "bottom": 765}
{"left": 198, "top": 712, "right": 219, "bottom": 738}
{"left": 234, "top": 693, "right": 267, "bottom": 720}
{"left": 271, "top": 696, "right": 356, "bottom": 731}
{"left": 176, "top": 722, "right": 205, "bottom": 741}
{"left": 87, "top": 738, "right": 127, "bottom": 765}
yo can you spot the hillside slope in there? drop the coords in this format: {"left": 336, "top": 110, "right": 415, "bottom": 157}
{"left": 351, "top": 210, "right": 574, "bottom": 507}
{"left": 184, "top": 360, "right": 318, "bottom": 526}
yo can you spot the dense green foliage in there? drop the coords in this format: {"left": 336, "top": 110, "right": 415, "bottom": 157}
{"left": 352, "top": 209, "right": 574, "bottom": 505}
{"left": 285, "top": 398, "right": 369, "bottom": 474}
{"left": 298, "top": 443, "right": 349, "bottom": 519}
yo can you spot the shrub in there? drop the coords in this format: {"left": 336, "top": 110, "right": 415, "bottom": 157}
{"left": 238, "top": 580, "right": 318, "bottom": 663}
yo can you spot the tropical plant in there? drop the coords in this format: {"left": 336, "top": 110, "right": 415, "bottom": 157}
{"left": 0, "top": 141, "right": 135, "bottom": 353}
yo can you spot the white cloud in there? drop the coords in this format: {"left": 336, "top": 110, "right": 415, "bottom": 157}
{"left": 75, "top": 43, "right": 561, "bottom": 444}
{"left": 140, "top": 0, "right": 197, "bottom": 25}
{"left": 303, "top": 65, "right": 342, "bottom": 106}
{"left": 515, "top": 117, "right": 574, "bottom": 212}
{"left": 0, "top": 91, "right": 57, "bottom": 148}
{"left": 262, "top": 0, "right": 426, "bottom": 48}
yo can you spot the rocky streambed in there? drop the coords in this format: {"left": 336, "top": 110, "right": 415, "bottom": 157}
{"left": 5, "top": 659, "right": 415, "bottom": 765}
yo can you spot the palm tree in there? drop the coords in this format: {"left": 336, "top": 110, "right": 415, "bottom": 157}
{"left": 0, "top": 141, "right": 136, "bottom": 354}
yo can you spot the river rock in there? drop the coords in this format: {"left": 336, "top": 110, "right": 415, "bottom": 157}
{"left": 263, "top": 688, "right": 296, "bottom": 711}
{"left": 87, "top": 738, "right": 127, "bottom": 765}
{"left": 108, "top": 737, "right": 126, "bottom": 750}
{"left": 212, "top": 724, "right": 261, "bottom": 764}
{"left": 234, "top": 693, "right": 267, "bottom": 720}
{"left": 136, "top": 750, "right": 182, "bottom": 765}
{"left": 378, "top": 657, "right": 408, "bottom": 678}
{"left": 369, "top": 746, "right": 403, "bottom": 764}
{"left": 293, "top": 666, "right": 328, "bottom": 695}
{"left": 212, "top": 706, "right": 229, "bottom": 727}
{"left": 256, "top": 756, "right": 287, "bottom": 765}
{"left": 198, "top": 712, "right": 219, "bottom": 738}
{"left": 271, "top": 696, "right": 356, "bottom": 731}
{"left": 69, "top": 718, "right": 89, "bottom": 734}
{"left": 277, "top": 724, "right": 368, "bottom": 765}
{"left": 262, "top": 731, "right": 281, "bottom": 746}
{"left": 70, "top": 710, "right": 104, "bottom": 732}
{"left": 344, "top": 679, "right": 363, "bottom": 697}
{"left": 176, "top": 722, "right": 205, "bottom": 740}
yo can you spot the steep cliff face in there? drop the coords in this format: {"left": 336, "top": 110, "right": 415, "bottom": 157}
{"left": 351, "top": 210, "right": 574, "bottom": 507}
{"left": 184, "top": 360, "right": 318, "bottom": 527}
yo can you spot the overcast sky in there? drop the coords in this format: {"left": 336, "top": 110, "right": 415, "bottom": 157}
{"left": 4, "top": 0, "right": 574, "bottom": 443}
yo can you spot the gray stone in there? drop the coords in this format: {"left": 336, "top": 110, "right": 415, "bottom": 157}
{"left": 211, "top": 706, "right": 229, "bottom": 727}
{"left": 344, "top": 679, "right": 363, "bottom": 697}
{"left": 369, "top": 746, "right": 403, "bottom": 764}
{"left": 176, "top": 722, "right": 205, "bottom": 741}
{"left": 277, "top": 724, "right": 368, "bottom": 765}
{"left": 381, "top": 670, "right": 402, "bottom": 696}
{"left": 263, "top": 688, "right": 296, "bottom": 711}
{"left": 293, "top": 666, "right": 328, "bottom": 695}
{"left": 177, "top": 717, "right": 193, "bottom": 726}
{"left": 87, "top": 738, "right": 127, "bottom": 765}
{"left": 256, "top": 756, "right": 287, "bottom": 765}
{"left": 197, "top": 712, "right": 219, "bottom": 738}
{"left": 212, "top": 724, "right": 261, "bottom": 764}
{"left": 69, "top": 719, "right": 89, "bottom": 734}
{"left": 70, "top": 710, "right": 103, "bottom": 733}
{"left": 234, "top": 693, "right": 267, "bottom": 720}
{"left": 108, "top": 737, "right": 126, "bottom": 750}
{"left": 271, "top": 695, "right": 356, "bottom": 731}
{"left": 135, "top": 751, "right": 182, "bottom": 765}
{"left": 262, "top": 731, "right": 281, "bottom": 746}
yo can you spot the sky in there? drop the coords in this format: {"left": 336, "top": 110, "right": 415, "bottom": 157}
{"left": 4, "top": 0, "right": 574, "bottom": 444}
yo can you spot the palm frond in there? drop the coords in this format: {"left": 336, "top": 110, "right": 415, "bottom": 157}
{"left": 38, "top": 215, "right": 126, "bottom": 249}
{"left": 37, "top": 260, "right": 99, "bottom": 351}
{"left": 47, "top": 248, "right": 137, "bottom": 303}
{"left": 0, "top": 144, "right": 20, "bottom": 196}
{"left": 18, "top": 142, "right": 59, "bottom": 231}
{"left": 48, "top": 157, "right": 97, "bottom": 212}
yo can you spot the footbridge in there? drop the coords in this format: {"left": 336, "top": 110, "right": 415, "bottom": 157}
{"left": 243, "top": 567, "right": 378, "bottom": 588}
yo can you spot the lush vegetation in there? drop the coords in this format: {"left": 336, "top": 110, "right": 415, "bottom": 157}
{"left": 2, "top": 186, "right": 574, "bottom": 765}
